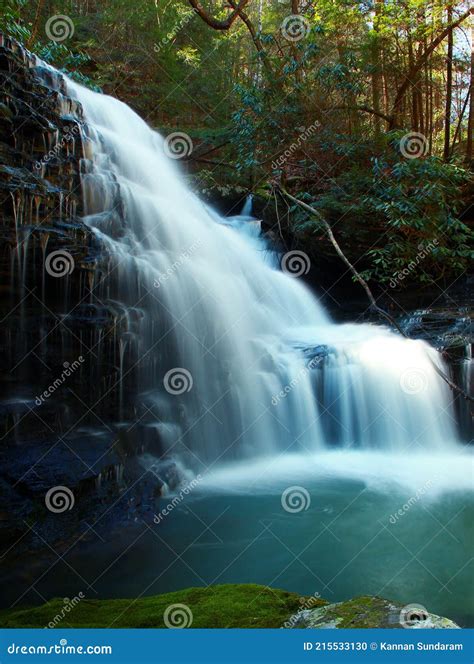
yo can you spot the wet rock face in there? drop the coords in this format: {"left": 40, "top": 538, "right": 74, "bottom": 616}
{"left": 400, "top": 308, "right": 473, "bottom": 441}
{"left": 0, "top": 36, "right": 165, "bottom": 553}
{"left": 1, "top": 34, "right": 100, "bottom": 430}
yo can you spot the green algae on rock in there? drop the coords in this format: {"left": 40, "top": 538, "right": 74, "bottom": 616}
{"left": 286, "top": 596, "right": 461, "bottom": 629}
{"left": 0, "top": 586, "right": 460, "bottom": 629}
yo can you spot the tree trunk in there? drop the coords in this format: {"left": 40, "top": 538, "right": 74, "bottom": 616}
{"left": 389, "top": 7, "right": 472, "bottom": 129}
{"left": 26, "top": 0, "right": 45, "bottom": 47}
{"left": 467, "top": 22, "right": 474, "bottom": 162}
{"left": 371, "top": 0, "right": 383, "bottom": 135}
{"left": 443, "top": 5, "right": 453, "bottom": 160}
{"left": 408, "top": 34, "right": 419, "bottom": 130}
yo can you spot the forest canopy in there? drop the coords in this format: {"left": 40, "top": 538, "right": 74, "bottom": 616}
{"left": 2, "top": 0, "right": 473, "bottom": 287}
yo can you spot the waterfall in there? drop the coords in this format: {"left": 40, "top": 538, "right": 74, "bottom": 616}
{"left": 240, "top": 195, "right": 253, "bottom": 217}
{"left": 66, "top": 78, "right": 459, "bottom": 469}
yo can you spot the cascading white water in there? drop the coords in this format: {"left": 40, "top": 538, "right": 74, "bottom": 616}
{"left": 66, "top": 78, "right": 460, "bottom": 467}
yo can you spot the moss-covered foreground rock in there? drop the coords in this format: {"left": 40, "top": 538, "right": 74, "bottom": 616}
{"left": 0, "top": 585, "right": 312, "bottom": 629}
{"left": 287, "top": 596, "right": 460, "bottom": 630}
{"left": 0, "top": 585, "right": 460, "bottom": 629}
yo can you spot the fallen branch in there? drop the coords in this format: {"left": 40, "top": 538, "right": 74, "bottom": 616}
{"left": 272, "top": 188, "right": 287, "bottom": 247}
{"left": 276, "top": 185, "right": 473, "bottom": 403}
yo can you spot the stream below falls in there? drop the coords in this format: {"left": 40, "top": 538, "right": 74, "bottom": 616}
{"left": 3, "top": 452, "right": 473, "bottom": 626}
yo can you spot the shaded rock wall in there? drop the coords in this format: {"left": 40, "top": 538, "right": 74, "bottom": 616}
{"left": 0, "top": 36, "right": 167, "bottom": 554}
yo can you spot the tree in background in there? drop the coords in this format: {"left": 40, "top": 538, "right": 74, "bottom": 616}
{"left": 1, "top": 0, "right": 473, "bottom": 287}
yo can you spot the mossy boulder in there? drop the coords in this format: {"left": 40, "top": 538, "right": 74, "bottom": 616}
{"left": 0, "top": 586, "right": 460, "bottom": 629}
{"left": 287, "top": 596, "right": 460, "bottom": 629}
{"left": 0, "top": 584, "right": 311, "bottom": 629}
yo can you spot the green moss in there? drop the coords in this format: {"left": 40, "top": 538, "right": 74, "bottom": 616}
{"left": 0, "top": 584, "right": 312, "bottom": 629}
{"left": 304, "top": 596, "right": 398, "bottom": 629}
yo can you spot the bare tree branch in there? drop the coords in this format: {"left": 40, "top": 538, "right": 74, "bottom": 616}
{"left": 390, "top": 7, "right": 473, "bottom": 128}
{"left": 188, "top": 0, "right": 250, "bottom": 30}
{"left": 331, "top": 105, "right": 392, "bottom": 124}
{"left": 276, "top": 185, "right": 473, "bottom": 403}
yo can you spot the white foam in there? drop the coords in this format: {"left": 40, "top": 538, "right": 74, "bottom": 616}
{"left": 198, "top": 450, "right": 474, "bottom": 498}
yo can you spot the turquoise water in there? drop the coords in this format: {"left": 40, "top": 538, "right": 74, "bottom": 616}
{"left": 128, "top": 455, "right": 474, "bottom": 626}
{"left": 11, "top": 451, "right": 472, "bottom": 627}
